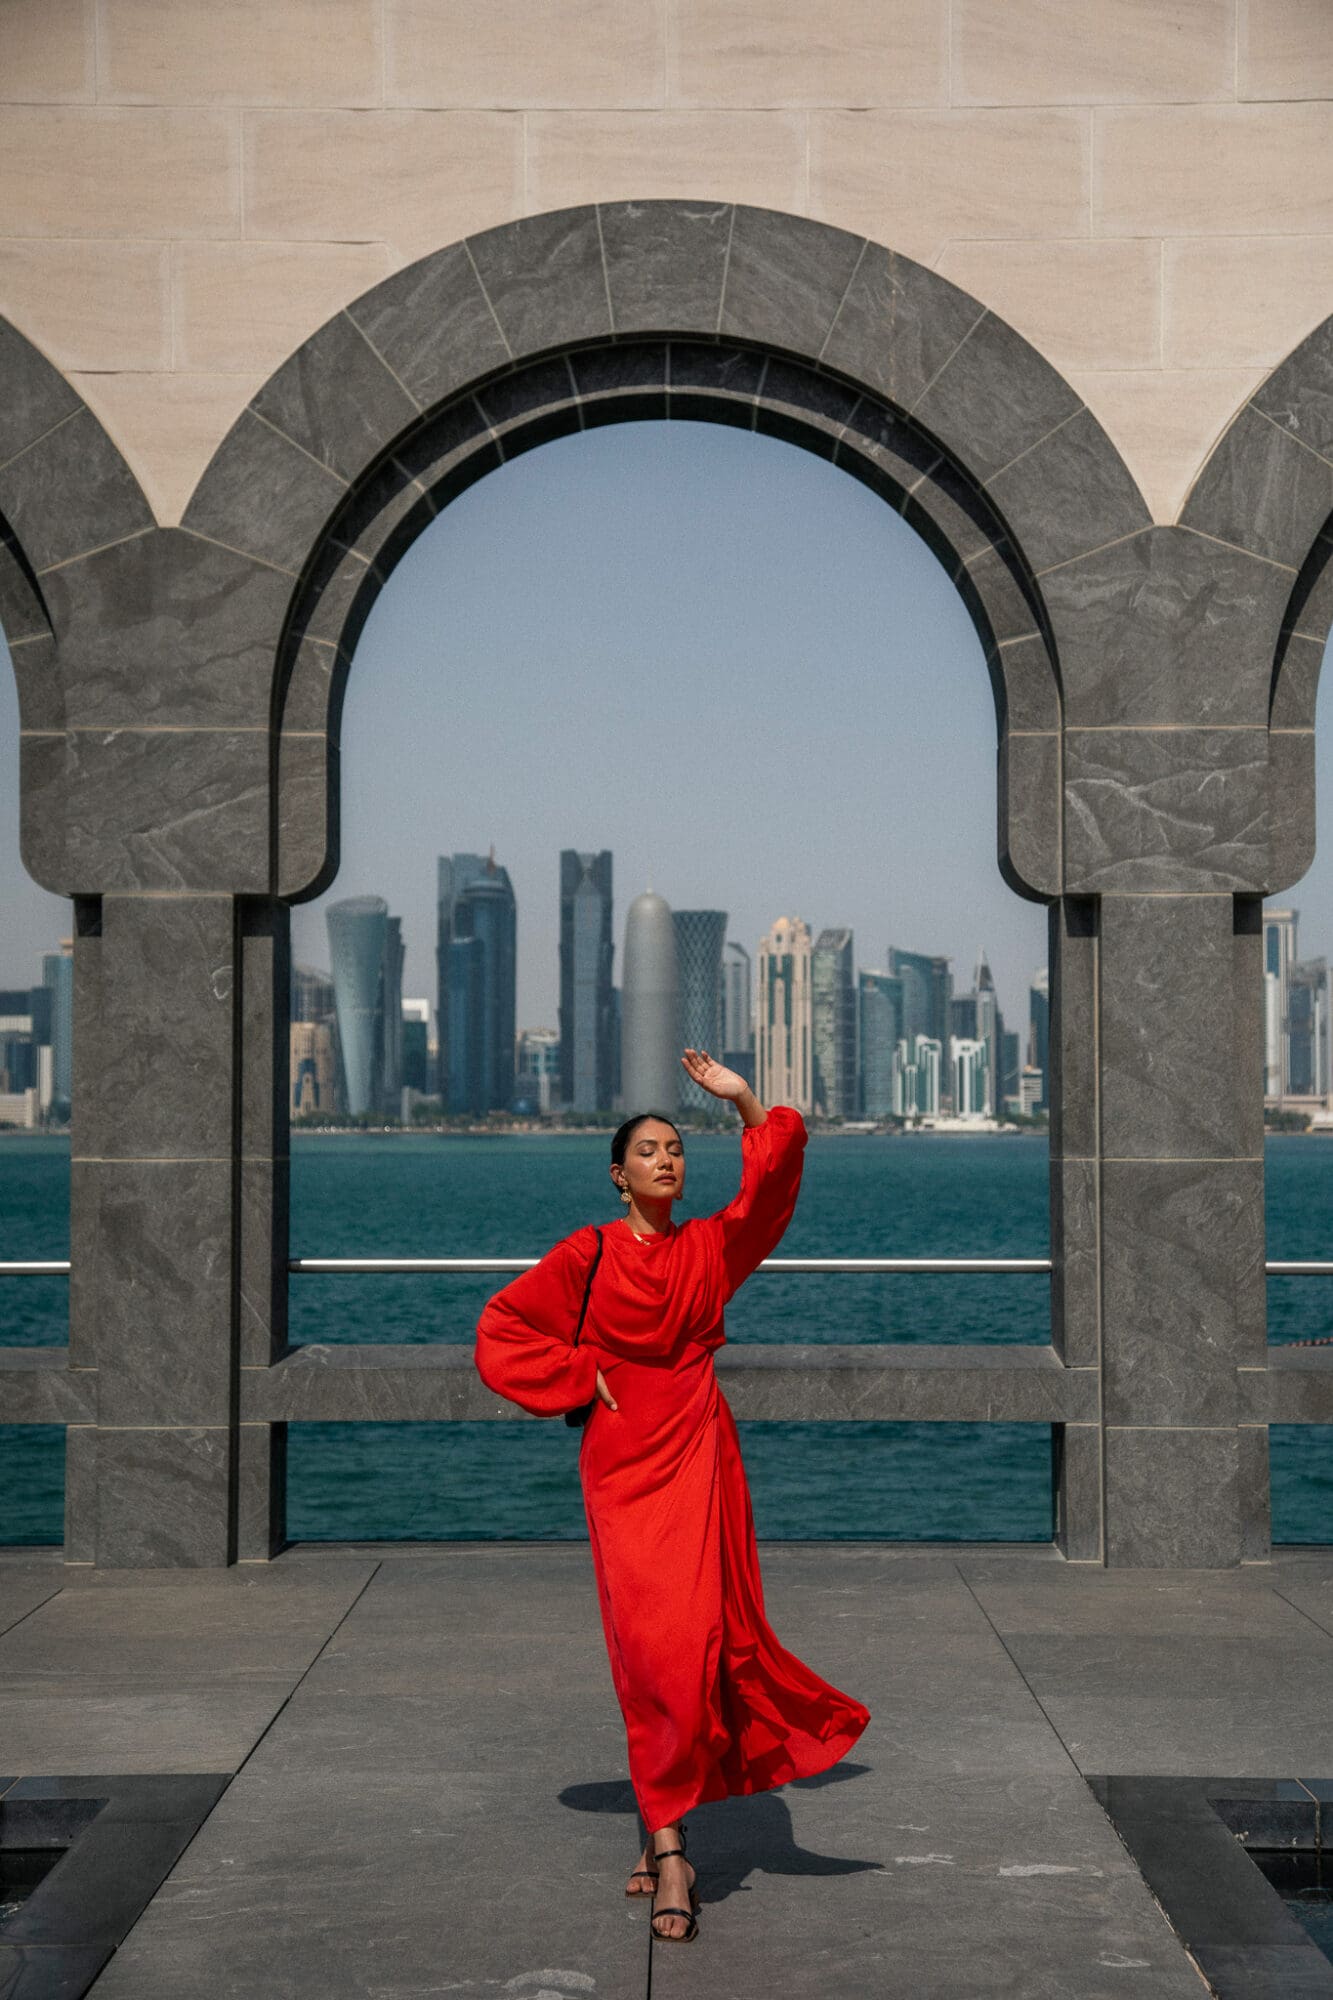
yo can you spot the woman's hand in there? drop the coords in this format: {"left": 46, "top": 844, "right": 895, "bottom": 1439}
{"left": 681, "top": 1048, "right": 768, "bottom": 1126}
{"left": 681, "top": 1047, "right": 747, "bottom": 1101}
{"left": 595, "top": 1367, "right": 617, "bottom": 1412}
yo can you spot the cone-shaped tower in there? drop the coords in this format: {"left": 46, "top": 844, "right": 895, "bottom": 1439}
{"left": 621, "top": 889, "right": 679, "bottom": 1115}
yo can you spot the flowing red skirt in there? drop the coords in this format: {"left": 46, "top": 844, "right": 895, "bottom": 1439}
{"left": 579, "top": 1340, "right": 871, "bottom": 1830}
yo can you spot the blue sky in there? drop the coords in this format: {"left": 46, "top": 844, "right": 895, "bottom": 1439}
{"left": 2, "top": 419, "right": 1330, "bottom": 1042}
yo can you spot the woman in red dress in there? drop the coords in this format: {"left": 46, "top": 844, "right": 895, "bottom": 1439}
{"left": 473, "top": 1047, "right": 871, "bottom": 1943}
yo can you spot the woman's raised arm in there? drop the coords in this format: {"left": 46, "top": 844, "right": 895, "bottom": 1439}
{"left": 709, "top": 1103, "right": 808, "bottom": 1301}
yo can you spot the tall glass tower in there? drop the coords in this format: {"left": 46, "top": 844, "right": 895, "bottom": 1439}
{"left": 974, "top": 948, "right": 1001, "bottom": 1126}
{"left": 1264, "top": 907, "right": 1298, "bottom": 1099}
{"left": 559, "top": 850, "right": 615, "bottom": 1113}
{"left": 857, "top": 969, "right": 902, "bottom": 1119}
{"left": 1028, "top": 969, "right": 1050, "bottom": 1112}
{"left": 327, "top": 896, "right": 388, "bottom": 1116}
{"left": 381, "top": 914, "right": 405, "bottom": 1109}
{"left": 889, "top": 947, "right": 953, "bottom": 1107}
{"left": 437, "top": 854, "right": 492, "bottom": 1109}
{"left": 812, "top": 927, "right": 856, "bottom": 1119}
{"left": 673, "top": 910, "right": 728, "bottom": 1110}
{"left": 41, "top": 943, "right": 73, "bottom": 1119}
{"left": 447, "top": 857, "right": 517, "bottom": 1115}
{"left": 723, "top": 942, "right": 752, "bottom": 1058}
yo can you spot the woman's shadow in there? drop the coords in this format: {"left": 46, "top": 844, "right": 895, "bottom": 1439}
{"left": 560, "top": 1763, "right": 883, "bottom": 1905}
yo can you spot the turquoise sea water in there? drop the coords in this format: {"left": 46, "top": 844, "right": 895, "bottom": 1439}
{"left": 2, "top": 1132, "right": 1331, "bottom": 1544}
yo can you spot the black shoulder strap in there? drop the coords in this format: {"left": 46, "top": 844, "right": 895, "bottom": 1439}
{"left": 572, "top": 1226, "right": 602, "bottom": 1348}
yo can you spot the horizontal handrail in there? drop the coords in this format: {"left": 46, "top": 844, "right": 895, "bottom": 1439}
{"left": 4, "top": 1256, "right": 1333, "bottom": 1276}
{"left": 288, "top": 1254, "right": 1054, "bottom": 1274}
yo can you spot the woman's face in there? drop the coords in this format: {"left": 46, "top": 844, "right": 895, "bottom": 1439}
{"left": 614, "top": 1119, "right": 685, "bottom": 1206}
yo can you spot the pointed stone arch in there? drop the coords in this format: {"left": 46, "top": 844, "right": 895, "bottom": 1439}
{"left": 174, "top": 202, "right": 1152, "bottom": 910}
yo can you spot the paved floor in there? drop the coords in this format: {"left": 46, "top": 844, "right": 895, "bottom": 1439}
{"left": 7, "top": 1542, "right": 1333, "bottom": 1997}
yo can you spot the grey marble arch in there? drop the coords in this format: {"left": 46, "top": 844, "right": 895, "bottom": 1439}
{"left": 2, "top": 205, "right": 1331, "bottom": 1568}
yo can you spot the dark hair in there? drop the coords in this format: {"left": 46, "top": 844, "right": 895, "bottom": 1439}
{"left": 611, "top": 1111, "right": 683, "bottom": 1165}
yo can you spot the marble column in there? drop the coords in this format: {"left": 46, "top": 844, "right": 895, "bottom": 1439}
{"left": 66, "top": 892, "right": 253, "bottom": 1566}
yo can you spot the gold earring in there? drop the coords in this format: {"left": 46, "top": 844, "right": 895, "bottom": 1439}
{"left": 618, "top": 1180, "right": 631, "bottom": 1204}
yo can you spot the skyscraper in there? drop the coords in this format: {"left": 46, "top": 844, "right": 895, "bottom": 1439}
{"left": 401, "top": 998, "right": 431, "bottom": 1096}
{"left": 950, "top": 992, "right": 978, "bottom": 1040}
{"left": 515, "top": 1027, "right": 560, "bottom": 1115}
{"left": 1028, "top": 968, "right": 1050, "bottom": 1112}
{"left": 1001, "top": 1029, "right": 1021, "bottom": 1110}
{"left": 857, "top": 969, "right": 902, "bottom": 1119}
{"left": 0, "top": 984, "right": 52, "bottom": 1122}
{"left": 757, "top": 916, "right": 812, "bottom": 1114}
{"left": 812, "top": 927, "right": 856, "bottom": 1119}
{"left": 447, "top": 855, "right": 517, "bottom": 1115}
{"left": 291, "top": 1021, "right": 338, "bottom": 1116}
{"left": 722, "top": 941, "right": 753, "bottom": 1064}
{"left": 438, "top": 854, "right": 505, "bottom": 1108}
{"left": 722, "top": 940, "right": 755, "bottom": 1087}
{"left": 41, "top": 941, "right": 72, "bottom": 1120}
{"left": 674, "top": 909, "right": 728, "bottom": 1111}
{"left": 381, "top": 914, "right": 405, "bottom": 1108}
{"left": 889, "top": 946, "right": 952, "bottom": 1102}
{"left": 952, "top": 1037, "right": 990, "bottom": 1116}
{"left": 1264, "top": 908, "right": 1298, "bottom": 1099}
{"left": 1288, "top": 959, "right": 1332, "bottom": 1100}
{"left": 621, "top": 889, "right": 679, "bottom": 1114}
{"left": 974, "top": 949, "right": 1001, "bottom": 1124}
{"left": 292, "top": 963, "right": 336, "bottom": 1025}
{"left": 327, "top": 896, "right": 388, "bottom": 1116}
{"left": 893, "top": 1034, "right": 942, "bottom": 1118}
{"left": 291, "top": 961, "right": 342, "bottom": 1117}
{"left": 559, "top": 850, "right": 615, "bottom": 1113}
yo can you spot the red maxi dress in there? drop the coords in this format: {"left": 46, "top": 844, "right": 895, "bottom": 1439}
{"left": 473, "top": 1104, "right": 871, "bottom": 1830}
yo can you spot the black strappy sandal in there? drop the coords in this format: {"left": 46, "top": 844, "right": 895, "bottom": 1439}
{"left": 649, "top": 1822, "right": 700, "bottom": 1944}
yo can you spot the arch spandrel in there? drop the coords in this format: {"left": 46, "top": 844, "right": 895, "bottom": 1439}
{"left": 1182, "top": 311, "right": 1333, "bottom": 895}
{"left": 0, "top": 315, "right": 158, "bottom": 893}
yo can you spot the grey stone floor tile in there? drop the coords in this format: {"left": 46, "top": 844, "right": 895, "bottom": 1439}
{"left": 835, "top": 1689, "right": 1068, "bottom": 1777}
{"left": 86, "top": 1781, "right": 652, "bottom": 2000}
{"left": 1037, "top": 1693, "right": 1333, "bottom": 1774}
{"left": 0, "top": 1683, "right": 294, "bottom": 1773}
{"left": 310, "top": 1580, "right": 608, "bottom": 1647}
{"left": 997, "top": 1632, "right": 1333, "bottom": 1700}
{"left": 0, "top": 1568, "right": 65, "bottom": 1637}
{"left": 1270, "top": 1575, "right": 1333, "bottom": 1640}
{"left": 0, "top": 1563, "right": 377, "bottom": 1685}
{"left": 651, "top": 1772, "right": 1204, "bottom": 1999}
{"left": 303, "top": 1627, "right": 625, "bottom": 1698}
{"left": 962, "top": 1566, "right": 1309, "bottom": 1639}
{"left": 244, "top": 1685, "right": 631, "bottom": 1779}
{"left": 155, "top": 1764, "right": 642, "bottom": 1873}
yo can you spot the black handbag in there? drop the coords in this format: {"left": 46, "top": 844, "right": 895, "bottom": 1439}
{"left": 562, "top": 1225, "right": 604, "bottom": 1428}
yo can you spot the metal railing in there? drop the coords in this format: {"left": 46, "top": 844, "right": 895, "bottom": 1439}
{"left": 4, "top": 1257, "right": 1333, "bottom": 1275}
{"left": 287, "top": 1255, "right": 1054, "bottom": 1274}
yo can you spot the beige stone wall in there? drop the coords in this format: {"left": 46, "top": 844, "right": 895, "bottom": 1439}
{"left": 0, "top": 0, "right": 1328, "bottom": 523}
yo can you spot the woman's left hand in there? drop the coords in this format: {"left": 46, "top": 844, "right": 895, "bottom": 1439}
{"left": 681, "top": 1047, "right": 748, "bottom": 1101}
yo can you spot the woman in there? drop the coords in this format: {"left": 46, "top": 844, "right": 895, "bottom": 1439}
{"left": 473, "top": 1046, "right": 871, "bottom": 1944}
